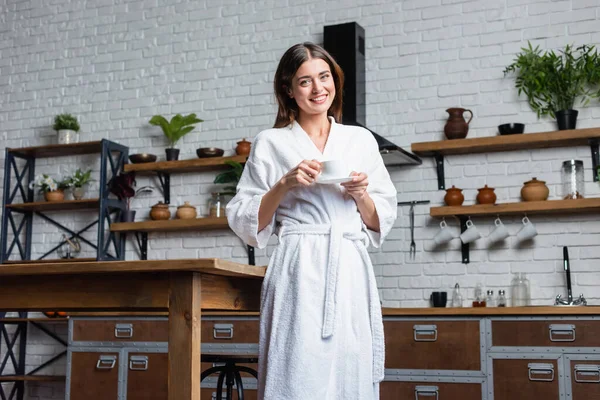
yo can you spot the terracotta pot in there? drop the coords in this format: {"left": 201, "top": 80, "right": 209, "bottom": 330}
{"left": 521, "top": 177, "right": 549, "bottom": 202}
{"left": 150, "top": 201, "right": 171, "bottom": 220}
{"left": 444, "top": 108, "right": 473, "bottom": 140}
{"left": 476, "top": 185, "right": 496, "bottom": 204}
{"left": 44, "top": 190, "right": 65, "bottom": 202}
{"left": 235, "top": 138, "right": 251, "bottom": 156}
{"left": 444, "top": 186, "right": 464, "bottom": 206}
{"left": 176, "top": 201, "right": 197, "bottom": 219}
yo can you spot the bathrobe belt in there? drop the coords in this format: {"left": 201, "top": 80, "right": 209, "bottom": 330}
{"left": 278, "top": 223, "right": 385, "bottom": 383}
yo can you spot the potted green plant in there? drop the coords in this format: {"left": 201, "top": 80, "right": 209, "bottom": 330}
{"left": 53, "top": 113, "right": 80, "bottom": 144}
{"left": 29, "top": 174, "right": 70, "bottom": 202}
{"left": 108, "top": 172, "right": 154, "bottom": 222}
{"left": 65, "top": 168, "right": 93, "bottom": 200}
{"left": 149, "top": 113, "right": 203, "bottom": 161}
{"left": 503, "top": 42, "right": 600, "bottom": 130}
{"left": 210, "top": 161, "right": 243, "bottom": 217}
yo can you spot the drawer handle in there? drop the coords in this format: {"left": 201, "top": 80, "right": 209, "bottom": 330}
{"left": 574, "top": 364, "right": 600, "bottom": 383}
{"left": 211, "top": 393, "right": 217, "bottom": 400}
{"left": 115, "top": 323, "right": 134, "bottom": 338}
{"left": 413, "top": 325, "right": 438, "bottom": 342}
{"left": 528, "top": 363, "right": 555, "bottom": 382}
{"left": 548, "top": 324, "right": 575, "bottom": 342}
{"left": 415, "top": 385, "right": 439, "bottom": 400}
{"left": 213, "top": 323, "right": 234, "bottom": 340}
{"left": 129, "top": 355, "right": 149, "bottom": 371}
{"left": 96, "top": 355, "right": 117, "bottom": 370}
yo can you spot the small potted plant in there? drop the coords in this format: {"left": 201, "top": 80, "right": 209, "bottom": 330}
{"left": 29, "top": 174, "right": 69, "bottom": 202}
{"left": 149, "top": 113, "right": 203, "bottom": 161}
{"left": 53, "top": 113, "right": 80, "bottom": 144}
{"left": 210, "top": 161, "right": 243, "bottom": 217}
{"left": 108, "top": 172, "right": 153, "bottom": 222}
{"left": 503, "top": 42, "right": 600, "bottom": 130}
{"left": 65, "top": 168, "right": 93, "bottom": 200}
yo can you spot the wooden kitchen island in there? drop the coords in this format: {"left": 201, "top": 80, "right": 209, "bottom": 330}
{"left": 0, "top": 259, "right": 266, "bottom": 400}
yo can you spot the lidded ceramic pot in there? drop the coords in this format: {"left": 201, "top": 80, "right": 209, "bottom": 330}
{"left": 476, "top": 185, "right": 496, "bottom": 204}
{"left": 150, "top": 201, "right": 171, "bottom": 220}
{"left": 235, "top": 138, "right": 251, "bottom": 156}
{"left": 444, "top": 186, "right": 465, "bottom": 206}
{"left": 176, "top": 201, "right": 197, "bottom": 219}
{"left": 521, "top": 177, "right": 549, "bottom": 201}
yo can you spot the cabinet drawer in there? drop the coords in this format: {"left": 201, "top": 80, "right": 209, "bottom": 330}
{"left": 570, "top": 360, "right": 600, "bottom": 399}
{"left": 384, "top": 320, "right": 481, "bottom": 370}
{"left": 126, "top": 352, "right": 169, "bottom": 400}
{"left": 201, "top": 319, "right": 259, "bottom": 344}
{"left": 71, "top": 319, "right": 168, "bottom": 343}
{"left": 380, "top": 381, "right": 482, "bottom": 400}
{"left": 492, "top": 320, "right": 600, "bottom": 347}
{"left": 493, "top": 358, "right": 559, "bottom": 400}
{"left": 69, "top": 351, "right": 120, "bottom": 400}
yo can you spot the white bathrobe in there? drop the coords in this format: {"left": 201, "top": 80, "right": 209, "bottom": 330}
{"left": 226, "top": 117, "right": 397, "bottom": 400}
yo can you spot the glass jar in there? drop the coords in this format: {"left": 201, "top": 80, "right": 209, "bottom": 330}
{"left": 208, "top": 192, "right": 226, "bottom": 217}
{"left": 497, "top": 290, "right": 507, "bottom": 307}
{"left": 472, "top": 283, "right": 486, "bottom": 307}
{"left": 511, "top": 273, "right": 531, "bottom": 306}
{"left": 562, "top": 160, "right": 584, "bottom": 200}
{"left": 486, "top": 290, "right": 495, "bottom": 307}
{"left": 451, "top": 283, "right": 463, "bottom": 308}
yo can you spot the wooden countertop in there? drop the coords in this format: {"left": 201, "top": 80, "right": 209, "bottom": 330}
{"left": 0, "top": 259, "right": 266, "bottom": 278}
{"left": 381, "top": 306, "right": 600, "bottom": 316}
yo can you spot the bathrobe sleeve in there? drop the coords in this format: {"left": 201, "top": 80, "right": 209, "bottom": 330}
{"left": 226, "top": 134, "right": 277, "bottom": 249}
{"left": 361, "top": 130, "right": 398, "bottom": 248}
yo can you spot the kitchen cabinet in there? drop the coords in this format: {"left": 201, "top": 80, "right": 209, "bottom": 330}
{"left": 565, "top": 355, "right": 600, "bottom": 400}
{"left": 489, "top": 357, "right": 560, "bottom": 400}
{"left": 380, "top": 381, "right": 483, "bottom": 400}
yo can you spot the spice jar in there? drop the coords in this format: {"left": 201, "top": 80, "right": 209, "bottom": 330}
{"left": 208, "top": 192, "right": 226, "bottom": 217}
{"left": 562, "top": 160, "right": 584, "bottom": 199}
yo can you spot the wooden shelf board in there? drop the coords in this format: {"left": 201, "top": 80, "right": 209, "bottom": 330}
{"left": 123, "top": 155, "right": 247, "bottom": 174}
{"left": 0, "top": 318, "right": 68, "bottom": 323}
{"left": 3, "top": 258, "right": 96, "bottom": 264}
{"left": 0, "top": 375, "right": 66, "bottom": 382}
{"left": 6, "top": 199, "right": 100, "bottom": 212}
{"left": 7, "top": 141, "right": 103, "bottom": 158}
{"left": 430, "top": 198, "right": 600, "bottom": 217}
{"left": 110, "top": 217, "right": 230, "bottom": 233}
{"left": 411, "top": 127, "right": 600, "bottom": 156}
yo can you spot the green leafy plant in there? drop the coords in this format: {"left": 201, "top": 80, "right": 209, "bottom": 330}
{"left": 53, "top": 113, "right": 80, "bottom": 132}
{"left": 65, "top": 168, "right": 93, "bottom": 188}
{"left": 213, "top": 161, "right": 244, "bottom": 195}
{"left": 29, "top": 174, "right": 69, "bottom": 193}
{"left": 149, "top": 113, "right": 203, "bottom": 148}
{"left": 503, "top": 42, "right": 600, "bottom": 118}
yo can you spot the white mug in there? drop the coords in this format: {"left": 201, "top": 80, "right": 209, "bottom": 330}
{"left": 516, "top": 216, "right": 537, "bottom": 241}
{"left": 319, "top": 160, "right": 348, "bottom": 179}
{"left": 460, "top": 220, "right": 481, "bottom": 244}
{"left": 488, "top": 217, "right": 509, "bottom": 243}
{"left": 434, "top": 220, "right": 455, "bottom": 245}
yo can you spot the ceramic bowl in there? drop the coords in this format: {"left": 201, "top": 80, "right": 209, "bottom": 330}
{"left": 498, "top": 123, "right": 525, "bottom": 135}
{"left": 129, "top": 153, "right": 157, "bottom": 163}
{"left": 196, "top": 147, "right": 224, "bottom": 158}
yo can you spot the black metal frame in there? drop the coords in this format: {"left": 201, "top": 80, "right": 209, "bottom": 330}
{"left": 0, "top": 139, "right": 128, "bottom": 263}
{"left": 459, "top": 216, "right": 470, "bottom": 264}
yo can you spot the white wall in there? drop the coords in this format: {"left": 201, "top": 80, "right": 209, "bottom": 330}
{"left": 1, "top": 0, "right": 600, "bottom": 398}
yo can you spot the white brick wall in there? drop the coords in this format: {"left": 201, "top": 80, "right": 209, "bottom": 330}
{"left": 1, "top": 0, "right": 600, "bottom": 398}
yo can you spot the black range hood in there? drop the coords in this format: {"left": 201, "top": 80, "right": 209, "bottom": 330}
{"left": 324, "top": 22, "right": 422, "bottom": 166}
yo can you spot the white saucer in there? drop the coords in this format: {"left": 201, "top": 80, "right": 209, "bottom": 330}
{"left": 316, "top": 176, "right": 353, "bottom": 184}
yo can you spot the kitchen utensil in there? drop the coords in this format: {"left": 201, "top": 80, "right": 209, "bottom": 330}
{"left": 196, "top": 147, "right": 225, "bottom": 158}
{"left": 498, "top": 123, "right": 525, "bottom": 135}
{"left": 129, "top": 153, "right": 157, "bottom": 163}
{"left": 409, "top": 203, "right": 416, "bottom": 259}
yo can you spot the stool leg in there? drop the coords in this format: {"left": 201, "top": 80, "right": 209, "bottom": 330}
{"left": 235, "top": 366, "right": 258, "bottom": 379}
{"left": 225, "top": 364, "right": 235, "bottom": 400}
{"left": 216, "top": 370, "right": 226, "bottom": 400}
{"left": 234, "top": 370, "right": 244, "bottom": 400}
{"left": 201, "top": 366, "right": 224, "bottom": 382}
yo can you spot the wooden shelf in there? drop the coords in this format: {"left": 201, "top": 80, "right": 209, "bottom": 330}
{"left": 3, "top": 258, "right": 96, "bottom": 265}
{"left": 430, "top": 198, "right": 600, "bottom": 218}
{"left": 411, "top": 127, "right": 600, "bottom": 156}
{"left": 0, "top": 318, "right": 68, "bottom": 323}
{"left": 0, "top": 375, "right": 65, "bottom": 382}
{"left": 110, "top": 217, "right": 229, "bottom": 233}
{"left": 7, "top": 141, "right": 104, "bottom": 158}
{"left": 123, "top": 155, "right": 247, "bottom": 174}
{"left": 5, "top": 199, "right": 99, "bottom": 212}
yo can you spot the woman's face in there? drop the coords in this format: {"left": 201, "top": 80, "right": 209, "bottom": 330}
{"left": 288, "top": 57, "right": 336, "bottom": 119}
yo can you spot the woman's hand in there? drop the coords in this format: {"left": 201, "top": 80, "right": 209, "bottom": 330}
{"left": 341, "top": 171, "right": 369, "bottom": 201}
{"left": 280, "top": 160, "right": 321, "bottom": 190}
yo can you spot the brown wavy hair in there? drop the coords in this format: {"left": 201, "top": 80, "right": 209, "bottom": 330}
{"left": 273, "top": 42, "right": 344, "bottom": 128}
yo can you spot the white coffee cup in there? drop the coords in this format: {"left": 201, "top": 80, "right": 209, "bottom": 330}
{"left": 488, "top": 217, "right": 509, "bottom": 243}
{"left": 434, "top": 220, "right": 455, "bottom": 245}
{"left": 516, "top": 216, "right": 537, "bottom": 241}
{"left": 460, "top": 219, "right": 481, "bottom": 244}
{"left": 319, "top": 160, "right": 348, "bottom": 179}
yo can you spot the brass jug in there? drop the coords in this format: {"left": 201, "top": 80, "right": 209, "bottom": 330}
{"left": 444, "top": 108, "right": 473, "bottom": 140}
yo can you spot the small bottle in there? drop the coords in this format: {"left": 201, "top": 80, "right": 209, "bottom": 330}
{"left": 486, "top": 290, "right": 495, "bottom": 307}
{"left": 472, "top": 283, "right": 486, "bottom": 307}
{"left": 451, "top": 283, "right": 463, "bottom": 308}
{"left": 497, "top": 290, "right": 507, "bottom": 307}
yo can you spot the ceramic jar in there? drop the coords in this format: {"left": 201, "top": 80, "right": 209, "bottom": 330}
{"left": 444, "top": 108, "right": 473, "bottom": 140}
{"left": 150, "top": 201, "right": 171, "bottom": 220}
{"left": 444, "top": 186, "right": 464, "bottom": 206}
{"left": 521, "top": 177, "right": 549, "bottom": 201}
{"left": 44, "top": 190, "right": 65, "bottom": 202}
{"left": 235, "top": 138, "right": 251, "bottom": 156}
{"left": 477, "top": 185, "right": 496, "bottom": 204}
{"left": 176, "top": 201, "right": 197, "bottom": 219}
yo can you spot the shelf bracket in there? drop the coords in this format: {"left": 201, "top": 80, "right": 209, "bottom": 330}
{"left": 134, "top": 232, "right": 148, "bottom": 260}
{"left": 157, "top": 172, "right": 171, "bottom": 204}
{"left": 247, "top": 245, "right": 255, "bottom": 266}
{"left": 590, "top": 139, "right": 599, "bottom": 182}
{"left": 459, "top": 216, "right": 470, "bottom": 264}
{"left": 434, "top": 153, "right": 445, "bottom": 190}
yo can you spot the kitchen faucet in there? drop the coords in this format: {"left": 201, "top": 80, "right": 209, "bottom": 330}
{"left": 555, "top": 246, "right": 587, "bottom": 306}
